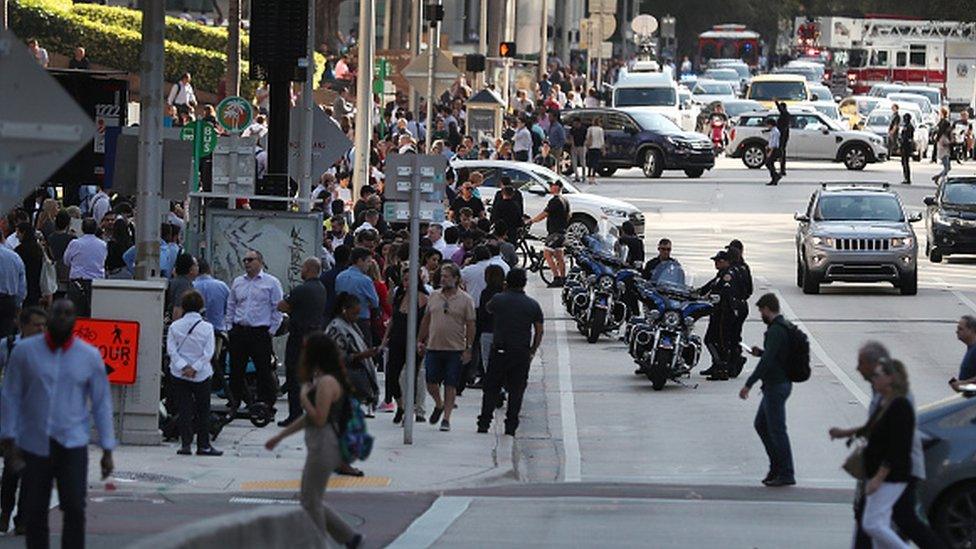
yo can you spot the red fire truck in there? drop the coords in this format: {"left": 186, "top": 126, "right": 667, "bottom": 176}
{"left": 698, "top": 24, "right": 761, "bottom": 68}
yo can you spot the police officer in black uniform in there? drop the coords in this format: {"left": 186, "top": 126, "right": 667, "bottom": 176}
{"left": 698, "top": 250, "right": 736, "bottom": 381}
{"left": 725, "top": 240, "right": 753, "bottom": 377}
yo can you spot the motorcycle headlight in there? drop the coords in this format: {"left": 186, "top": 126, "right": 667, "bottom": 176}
{"left": 890, "top": 236, "right": 914, "bottom": 249}
{"left": 810, "top": 235, "right": 836, "bottom": 248}
{"left": 663, "top": 311, "right": 681, "bottom": 327}
{"left": 598, "top": 275, "right": 615, "bottom": 291}
{"left": 684, "top": 317, "right": 695, "bottom": 327}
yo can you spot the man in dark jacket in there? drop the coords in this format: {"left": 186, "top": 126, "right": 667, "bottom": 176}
{"left": 740, "top": 293, "right": 795, "bottom": 487}
{"left": 278, "top": 258, "right": 328, "bottom": 426}
{"left": 900, "top": 113, "right": 915, "bottom": 185}
{"left": 775, "top": 102, "right": 791, "bottom": 176}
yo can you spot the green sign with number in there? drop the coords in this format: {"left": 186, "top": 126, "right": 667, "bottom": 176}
{"left": 179, "top": 120, "right": 217, "bottom": 191}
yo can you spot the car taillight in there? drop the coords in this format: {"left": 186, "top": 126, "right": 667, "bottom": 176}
{"left": 730, "top": 128, "right": 736, "bottom": 142}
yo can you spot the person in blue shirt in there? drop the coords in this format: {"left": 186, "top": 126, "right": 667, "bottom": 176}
{"left": 334, "top": 247, "right": 379, "bottom": 345}
{"left": 951, "top": 315, "right": 976, "bottom": 392}
{"left": 123, "top": 223, "right": 179, "bottom": 278}
{"left": 0, "top": 231, "right": 26, "bottom": 338}
{"left": 320, "top": 245, "right": 350, "bottom": 326}
{"left": 192, "top": 259, "right": 230, "bottom": 332}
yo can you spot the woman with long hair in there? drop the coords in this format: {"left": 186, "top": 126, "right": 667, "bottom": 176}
{"left": 381, "top": 265, "right": 429, "bottom": 424}
{"left": 35, "top": 198, "right": 59, "bottom": 239}
{"left": 105, "top": 218, "right": 133, "bottom": 278}
{"left": 366, "top": 259, "right": 394, "bottom": 413}
{"left": 264, "top": 333, "right": 364, "bottom": 548}
{"left": 859, "top": 359, "right": 915, "bottom": 549}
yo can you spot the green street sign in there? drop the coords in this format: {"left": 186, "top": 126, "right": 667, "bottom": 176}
{"left": 373, "top": 59, "right": 389, "bottom": 95}
{"left": 179, "top": 120, "right": 217, "bottom": 191}
{"left": 215, "top": 95, "right": 253, "bottom": 134}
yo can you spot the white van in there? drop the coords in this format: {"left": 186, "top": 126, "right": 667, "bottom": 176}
{"left": 611, "top": 73, "right": 696, "bottom": 131}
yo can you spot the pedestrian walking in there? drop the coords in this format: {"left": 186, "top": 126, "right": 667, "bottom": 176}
{"left": 62, "top": 218, "right": 106, "bottom": 317}
{"left": 225, "top": 250, "right": 284, "bottom": 412}
{"left": 829, "top": 342, "right": 943, "bottom": 549}
{"left": 381, "top": 267, "right": 428, "bottom": 424}
{"left": 513, "top": 117, "right": 533, "bottom": 162}
{"left": 264, "top": 333, "right": 364, "bottom": 549}
{"left": 0, "top": 306, "right": 46, "bottom": 535}
{"left": 739, "top": 293, "right": 795, "bottom": 487}
{"left": 851, "top": 359, "right": 916, "bottom": 549}
{"left": 763, "top": 117, "right": 782, "bottom": 186}
{"left": 166, "top": 290, "right": 222, "bottom": 457}
{"left": 900, "top": 113, "right": 915, "bottom": 185}
{"left": 0, "top": 232, "right": 26, "bottom": 339}
{"left": 950, "top": 315, "right": 976, "bottom": 392}
{"left": 569, "top": 118, "right": 588, "bottom": 183}
{"left": 166, "top": 253, "right": 197, "bottom": 319}
{"left": 0, "top": 299, "right": 115, "bottom": 549}
{"left": 477, "top": 269, "right": 544, "bottom": 435}
{"left": 775, "top": 101, "right": 791, "bottom": 176}
{"left": 528, "top": 180, "right": 571, "bottom": 287}
{"left": 167, "top": 73, "right": 197, "bottom": 116}
{"left": 278, "top": 258, "right": 328, "bottom": 427}
{"left": 335, "top": 248, "right": 380, "bottom": 346}
{"left": 932, "top": 108, "right": 953, "bottom": 184}
{"left": 418, "top": 263, "right": 476, "bottom": 432}
{"left": 585, "top": 118, "right": 605, "bottom": 185}
{"left": 326, "top": 293, "right": 380, "bottom": 414}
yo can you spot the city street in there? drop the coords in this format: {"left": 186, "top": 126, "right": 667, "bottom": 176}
{"left": 5, "top": 157, "right": 971, "bottom": 548}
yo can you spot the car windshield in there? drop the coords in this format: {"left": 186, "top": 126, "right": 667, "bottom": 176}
{"left": 775, "top": 67, "right": 818, "bottom": 81}
{"left": 858, "top": 98, "right": 884, "bottom": 116}
{"left": 627, "top": 111, "right": 683, "bottom": 132}
{"left": 890, "top": 95, "right": 931, "bottom": 114}
{"left": 523, "top": 165, "right": 579, "bottom": 194}
{"left": 903, "top": 88, "right": 941, "bottom": 106}
{"left": 943, "top": 180, "right": 976, "bottom": 205}
{"left": 750, "top": 81, "right": 807, "bottom": 101}
{"left": 614, "top": 87, "right": 676, "bottom": 107}
{"left": 809, "top": 86, "right": 831, "bottom": 100}
{"left": 815, "top": 194, "right": 905, "bottom": 221}
{"left": 693, "top": 82, "right": 734, "bottom": 95}
{"left": 813, "top": 104, "right": 840, "bottom": 120}
{"left": 703, "top": 70, "right": 738, "bottom": 81}
{"left": 867, "top": 111, "right": 893, "bottom": 126}
{"left": 723, "top": 101, "right": 762, "bottom": 117}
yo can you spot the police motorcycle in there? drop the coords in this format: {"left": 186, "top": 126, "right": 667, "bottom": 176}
{"left": 561, "top": 231, "right": 637, "bottom": 343}
{"left": 624, "top": 262, "right": 715, "bottom": 390}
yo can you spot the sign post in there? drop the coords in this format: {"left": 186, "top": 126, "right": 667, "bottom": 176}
{"left": 179, "top": 119, "right": 217, "bottom": 192}
{"left": 215, "top": 96, "right": 253, "bottom": 209}
{"left": 384, "top": 153, "right": 447, "bottom": 445}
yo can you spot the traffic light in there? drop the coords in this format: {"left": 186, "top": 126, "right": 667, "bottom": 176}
{"left": 465, "top": 53, "right": 486, "bottom": 72}
{"left": 499, "top": 42, "right": 516, "bottom": 58}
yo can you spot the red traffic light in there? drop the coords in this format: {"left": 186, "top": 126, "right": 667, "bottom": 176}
{"left": 499, "top": 42, "right": 516, "bottom": 58}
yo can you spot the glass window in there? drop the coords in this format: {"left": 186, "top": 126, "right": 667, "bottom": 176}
{"left": 943, "top": 180, "right": 976, "bottom": 205}
{"left": 896, "top": 51, "right": 907, "bottom": 67}
{"left": 613, "top": 87, "right": 677, "bottom": 107}
{"left": 501, "top": 168, "right": 535, "bottom": 186}
{"left": 628, "top": 111, "right": 682, "bottom": 132}
{"left": 909, "top": 45, "right": 926, "bottom": 67}
{"left": 605, "top": 113, "right": 636, "bottom": 132}
{"left": 479, "top": 168, "right": 502, "bottom": 189}
{"left": 814, "top": 195, "right": 905, "bottom": 222}
{"left": 871, "top": 50, "right": 889, "bottom": 67}
{"left": 792, "top": 115, "right": 822, "bottom": 130}
{"left": 849, "top": 49, "right": 868, "bottom": 68}
{"left": 749, "top": 81, "right": 807, "bottom": 102}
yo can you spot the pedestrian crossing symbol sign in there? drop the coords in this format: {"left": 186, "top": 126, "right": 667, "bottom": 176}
{"left": 73, "top": 318, "right": 140, "bottom": 385}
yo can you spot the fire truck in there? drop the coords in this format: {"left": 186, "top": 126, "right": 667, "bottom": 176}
{"left": 793, "top": 16, "right": 976, "bottom": 107}
{"left": 698, "top": 24, "right": 761, "bottom": 68}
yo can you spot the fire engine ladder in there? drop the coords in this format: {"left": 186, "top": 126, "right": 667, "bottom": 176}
{"left": 860, "top": 19, "right": 976, "bottom": 42}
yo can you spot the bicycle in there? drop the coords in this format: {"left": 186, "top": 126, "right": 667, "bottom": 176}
{"left": 514, "top": 229, "right": 553, "bottom": 285}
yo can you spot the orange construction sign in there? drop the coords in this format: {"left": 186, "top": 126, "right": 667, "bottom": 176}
{"left": 73, "top": 318, "right": 140, "bottom": 385}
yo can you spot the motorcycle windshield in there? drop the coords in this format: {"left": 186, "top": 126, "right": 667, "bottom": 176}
{"left": 651, "top": 261, "right": 686, "bottom": 288}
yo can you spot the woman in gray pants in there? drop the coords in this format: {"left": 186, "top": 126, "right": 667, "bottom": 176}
{"left": 265, "top": 333, "right": 364, "bottom": 549}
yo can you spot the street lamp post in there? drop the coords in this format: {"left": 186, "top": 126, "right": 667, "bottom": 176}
{"left": 351, "top": 0, "right": 375, "bottom": 202}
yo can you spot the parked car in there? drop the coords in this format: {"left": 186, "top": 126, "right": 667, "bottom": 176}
{"left": 838, "top": 96, "right": 894, "bottom": 130}
{"left": 728, "top": 107, "right": 887, "bottom": 170}
{"left": 611, "top": 72, "right": 696, "bottom": 131}
{"left": 888, "top": 92, "right": 938, "bottom": 128}
{"left": 794, "top": 184, "right": 920, "bottom": 295}
{"left": 449, "top": 159, "right": 645, "bottom": 238}
{"left": 701, "top": 68, "right": 745, "bottom": 94}
{"left": 900, "top": 85, "right": 944, "bottom": 110}
{"left": 561, "top": 108, "right": 715, "bottom": 179}
{"left": 745, "top": 74, "right": 811, "bottom": 109}
{"left": 917, "top": 392, "right": 976, "bottom": 549}
{"left": 924, "top": 176, "right": 976, "bottom": 262}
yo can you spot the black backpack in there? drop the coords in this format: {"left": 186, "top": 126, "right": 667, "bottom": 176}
{"left": 783, "top": 320, "right": 811, "bottom": 383}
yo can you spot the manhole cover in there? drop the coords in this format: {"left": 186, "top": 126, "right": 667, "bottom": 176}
{"left": 113, "top": 471, "right": 188, "bottom": 485}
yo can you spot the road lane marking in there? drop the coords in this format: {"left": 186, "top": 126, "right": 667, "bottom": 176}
{"left": 239, "top": 476, "right": 391, "bottom": 491}
{"left": 553, "top": 293, "right": 582, "bottom": 483}
{"left": 387, "top": 496, "right": 473, "bottom": 549}
{"left": 934, "top": 277, "right": 976, "bottom": 315}
{"left": 759, "top": 281, "right": 870, "bottom": 407}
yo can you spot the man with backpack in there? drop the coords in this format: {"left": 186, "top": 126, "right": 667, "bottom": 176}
{"left": 739, "top": 293, "right": 802, "bottom": 487}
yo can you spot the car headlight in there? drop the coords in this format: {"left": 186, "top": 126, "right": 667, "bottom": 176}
{"left": 598, "top": 275, "right": 614, "bottom": 291}
{"left": 890, "top": 236, "right": 914, "bottom": 248}
{"left": 600, "top": 207, "right": 630, "bottom": 218}
{"left": 663, "top": 311, "right": 681, "bottom": 327}
{"left": 666, "top": 136, "right": 691, "bottom": 148}
{"left": 810, "top": 235, "right": 836, "bottom": 248}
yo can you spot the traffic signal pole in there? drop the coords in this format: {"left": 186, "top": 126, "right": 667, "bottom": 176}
{"left": 297, "top": 0, "right": 315, "bottom": 212}
{"left": 351, "top": 0, "right": 374, "bottom": 201}
{"left": 135, "top": 0, "right": 164, "bottom": 279}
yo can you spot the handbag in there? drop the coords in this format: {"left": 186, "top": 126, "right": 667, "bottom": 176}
{"left": 842, "top": 438, "right": 868, "bottom": 480}
{"left": 40, "top": 253, "right": 57, "bottom": 297}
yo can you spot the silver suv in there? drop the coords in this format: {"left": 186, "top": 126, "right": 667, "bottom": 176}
{"left": 795, "top": 184, "right": 921, "bottom": 295}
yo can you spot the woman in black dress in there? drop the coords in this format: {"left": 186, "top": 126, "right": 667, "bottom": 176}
{"left": 382, "top": 266, "right": 428, "bottom": 424}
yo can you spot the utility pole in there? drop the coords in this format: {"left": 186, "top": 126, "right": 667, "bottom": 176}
{"left": 351, "top": 0, "right": 374, "bottom": 201}
{"left": 423, "top": 0, "right": 442, "bottom": 151}
{"left": 1, "top": 0, "right": 7, "bottom": 30}
{"left": 409, "top": 0, "right": 423, "bottom": 114}
{"left": 502, "top": 0, "right": 515, "bottom": 107}
{"left": 476, "top": 0, "right": 487, "bottom": 89}
{"left": 382, "top": 0, "right": 392, "bottom": 50}
{"left": 227, "top": 0, "right": 241, "bottom": 96}
{"left": 297, "top": 0, "right": 315, "bottom": 212}
{"left": 539, "top": 0, "right": 549, "bottom": 81}
{"left": 135, "top": 1, "right": 164, "bottom": 280}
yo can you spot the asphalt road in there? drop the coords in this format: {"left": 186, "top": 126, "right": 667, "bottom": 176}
{"left": 5, "top": 156, "right": 973, "bottom": 548}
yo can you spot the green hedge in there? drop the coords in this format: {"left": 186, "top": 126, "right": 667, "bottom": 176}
{"left": 10, "top": 0, "right": 261, "bottom": 96}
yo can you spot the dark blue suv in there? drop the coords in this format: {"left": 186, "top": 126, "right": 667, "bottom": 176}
{"left": 561, "top": 108, "right": 715, "bottom": 179}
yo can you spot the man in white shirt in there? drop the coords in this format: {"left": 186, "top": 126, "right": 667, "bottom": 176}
{"left": 86, "top": 187, "right": 111, "bottom": 224}
{"left": 428, "top": 224, "right": 447, "bottom": 253}
{"left": 461, "top": 246, "right": 510, "bottom": 306}
{"left": 513, "top": 117, "right": 533, "bottom": 162}
{"left": 167, "top": 73, "right": 197, "bottom": 116}
{"left": 62, "top": 219, "right": 107, "bottom": 317}
{"left": 764, "top": 117, "right": 783, "bottom": 186}
{"left": 166, "top": 290, "right": 221, "bottom": 456}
